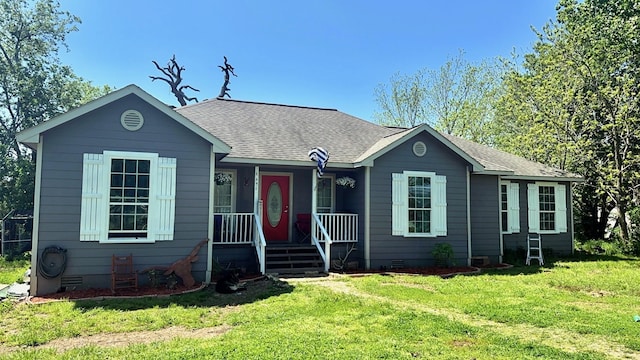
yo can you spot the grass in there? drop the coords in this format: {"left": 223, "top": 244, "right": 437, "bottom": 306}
{"left": 1, "top": 255, "right": 639, "bottom": 359}
{"left": 0, "top": 254, "right": 29, "bottom": 284}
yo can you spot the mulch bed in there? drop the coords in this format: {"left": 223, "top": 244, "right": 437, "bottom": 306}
{"left": 29, "top": 283, "right": 206, "bottom": 303}
{"left": 340, "top": 263, "right": 511, "bottom": 277}
{"left": 27, "top": 264, "right": 512, "bottom": 303}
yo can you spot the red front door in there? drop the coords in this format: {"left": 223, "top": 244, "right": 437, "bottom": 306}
{"left": 261, "top": 174, "right": 290, "bottom": 241}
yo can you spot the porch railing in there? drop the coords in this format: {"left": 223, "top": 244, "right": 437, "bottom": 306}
{"left": 212, "top": 212, "right": 266, "bottom": 274}
{"left": 314, "top": 213, "right": 358, "bottom": 243}
{"left": 212, "top": 213, "right": 254, "bottom": 244}
{"left": 311, "top": 213, "right": 333, "bottom": 272}
{"left": 252, "top": 212, "right": 267, "bottom": 275}
{"left": 311, "top": 213, "right": 359, "bottom": 272}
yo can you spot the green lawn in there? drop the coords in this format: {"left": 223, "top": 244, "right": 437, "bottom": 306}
{"left": 1, "top": 255, "right": 639, "bottom": 359}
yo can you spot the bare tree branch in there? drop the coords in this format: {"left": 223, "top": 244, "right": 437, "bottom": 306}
{"left": 149, "top": 55, "right": 199, "bottom": 106}
{"left": 217, "top": 56, "right": 237, "bottom": 98}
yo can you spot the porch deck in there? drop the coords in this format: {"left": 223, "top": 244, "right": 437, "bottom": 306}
{"left": 213, "top": 212, "right": 358, "bottom": 274}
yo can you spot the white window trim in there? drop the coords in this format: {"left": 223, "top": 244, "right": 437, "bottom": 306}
{"left": 527, "top": 182, "right": 567, "bottom": 234}
{"left": 80, "top": 151, "right": 177, "bottom": 244}
{"left": 316, "top": 174, "right": 335, "bottom": 213}
{"left": 392, "top": 171, "right": 447, "bottom": 237}
{"left": 501, "top": 181, "right": 520, "bottom": 234}
{"left": 213, "top": 169, "right": 237, "bottom": 213}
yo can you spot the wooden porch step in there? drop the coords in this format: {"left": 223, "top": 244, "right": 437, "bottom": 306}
{"left": 265, "top": 245, "right": 324, "bottom": 274}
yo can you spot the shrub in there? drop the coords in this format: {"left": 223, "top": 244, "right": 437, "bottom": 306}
{"left": 432, "top": 243, "right": 454, "bottom": 267}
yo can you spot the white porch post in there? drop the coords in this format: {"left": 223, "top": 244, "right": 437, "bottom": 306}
{"left": 206, "top": 148, "right": 216, "bottom": 284}
{"left": 254, "top": 166, "right": 260, "bottom": 213}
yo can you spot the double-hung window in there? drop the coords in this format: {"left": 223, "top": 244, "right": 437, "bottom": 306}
{"left": 527, "top": 182, "right": 567, "bottom": 233}
{"left": 80, "top": 151, "right": 177, "bottom": 243}
{"left": 214, "top": 170, "right": 236, "bottom": 213}
{"left": 392, "top": 171, "right": 447, "bottom": 237}
{"left": 500, "top": 181, "right": 520, "bottom": 234}
{"left": 316, "top": 176, "right": 334, "bottom": 213}
{"left": 108, "top": 158, "right": 150, "bottom": 238}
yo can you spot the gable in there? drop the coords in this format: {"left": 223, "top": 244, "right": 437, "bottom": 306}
{"left": 355, "top": 124, "right": 485, "bottom": 171}
{"left": 17, "top": 84, "right": 230, "bottom": 153}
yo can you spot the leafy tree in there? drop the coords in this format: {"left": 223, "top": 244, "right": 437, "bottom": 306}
{"left": 0, "top": 0, "right": 110, "bottom": 216}
{"left": 496, "top": 0, "right": 640, "bottom": 243}
{"left": 374, "top": 51, "right": 502, "bottom": 144}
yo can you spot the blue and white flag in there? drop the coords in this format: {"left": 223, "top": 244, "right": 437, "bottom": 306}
{"left": 308, "top": 147, "right": 329, "bottom": 177}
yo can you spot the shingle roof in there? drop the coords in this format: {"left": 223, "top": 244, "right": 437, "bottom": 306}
{"left": 440, "top": 133, "right": 581, "bottom": 179}
{"left": 176, "top": 97, "right": 581, "bottom": 180}
{"left": 176, "top": 98, "right": 401, "bottom": 165}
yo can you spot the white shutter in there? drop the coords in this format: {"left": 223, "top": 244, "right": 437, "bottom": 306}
{"left": 392, "top": 173, "right": 407, "bottom": 236}
{"left": 555, "top": 184, "right": 567, "bottom": 233}
{"left": 149, "top": 157, "right": 177, "bottom": 241}
{"left": 80, "top": 153, "right": 106, "bottom": 241}
{"left": 527, "top": 184, "right": 539, "bottom": 232}
{"left": 508, "top": 182, "right": 520, "bottom": 233}
{"left": 433, "top": 175, "right": 447, "bottom": 236}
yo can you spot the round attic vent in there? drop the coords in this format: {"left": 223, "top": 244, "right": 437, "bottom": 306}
{"left": 120, "top": 110, "right": 144, "bottom": 131}
{"left": 413, "top": 141, "right": 427, "bottom": 157}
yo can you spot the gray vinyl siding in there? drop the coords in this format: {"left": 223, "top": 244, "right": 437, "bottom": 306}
{"left": 503, "top": 180, "right": 574, "bottom": 256}
{"left": 369, "top": 132, "right": 470, "bottom": 269}
{"left": 469, "top": 175, "right": 501, "bottom": 263}
{"left": 36, "top": 94, "right": 212, "bottom": 295}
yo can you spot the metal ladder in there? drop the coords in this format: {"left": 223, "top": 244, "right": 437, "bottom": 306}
{"left": 526, "top": 233, "right": 544, "bottom": 265}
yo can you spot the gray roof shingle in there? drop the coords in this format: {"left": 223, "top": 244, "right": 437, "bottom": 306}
{"left": 177, "top": 98, "right": 401, "bottom": 164}
{"left": 177, "top": 97, "right": 581, "bottom": 180}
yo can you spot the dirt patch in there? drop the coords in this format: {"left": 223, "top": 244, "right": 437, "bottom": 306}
{"left": 0, "top": 325, "right": 232, "bottom": 355}
{"left": 45, "top": 325, "right": 231, "bottom": 352}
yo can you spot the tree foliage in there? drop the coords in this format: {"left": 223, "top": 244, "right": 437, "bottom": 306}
{"left": 374, "top": 51, "right": 502, "bottom": 144}
{"left": 496, "top": 0, "right": 640, "bottom": 243}
{"left": 0, "top": 0, "right": 110, "bottom": 216}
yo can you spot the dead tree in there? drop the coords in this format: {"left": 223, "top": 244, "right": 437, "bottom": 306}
{"left": 150, "top": 55, "right": 199, "bottom": 106}
{"left": 217, "top": 56, "right": 237, "bottom": 98}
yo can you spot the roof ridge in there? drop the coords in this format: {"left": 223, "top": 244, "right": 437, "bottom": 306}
{"left": 179, "top": 97, "right": 338, "bottom": 111}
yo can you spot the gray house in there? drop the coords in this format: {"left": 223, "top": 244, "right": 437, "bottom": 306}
{"left": 17, "top": 85, "right": 581, "bottom": 295}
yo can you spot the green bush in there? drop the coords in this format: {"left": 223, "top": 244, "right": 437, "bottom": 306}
{"left": 432, "top": 243, "right": 454, "bottom": 267}
{"left": 575, "top": 239, "right": 626, "bottom": 256}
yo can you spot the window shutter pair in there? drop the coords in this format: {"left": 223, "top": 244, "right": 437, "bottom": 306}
{"left": 392, "top": 172, "right": 447, "bottom": 237}
{"left": 527, "top": 183, "right": 567, "bottom": 233}
{"left": 80, "top": 153, "right": 177, "bottom": 242}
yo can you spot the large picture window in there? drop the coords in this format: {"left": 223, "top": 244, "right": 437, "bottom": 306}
{"left": 80, "top": 151, "right": 177, "bottom": 243}
{"left": 392, "top": 171, "right": 447, "bottom": 237}
{"left": 527, "top": 182, "right": 567, "bottom": 234}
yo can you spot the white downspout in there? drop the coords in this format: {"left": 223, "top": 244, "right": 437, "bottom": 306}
{"left": 466, "top": 168, "right": 471, "bottom": 266}
{"left": 30, "top": 137, "right": 43, "bottom": 295}
{"left": 205, "top": 148, "right": 216, "bottom": 284}
{"left": 364, "top": 166, "right": 371, "bottom": 269}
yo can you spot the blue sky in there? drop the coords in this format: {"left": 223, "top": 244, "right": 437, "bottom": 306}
{"left": 58, "top": 0, "right": 558, "bottom": 121}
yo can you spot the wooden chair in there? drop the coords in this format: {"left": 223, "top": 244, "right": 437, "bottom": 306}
{"left": 111, "top": 254, "right": 138, "bottom": 293}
